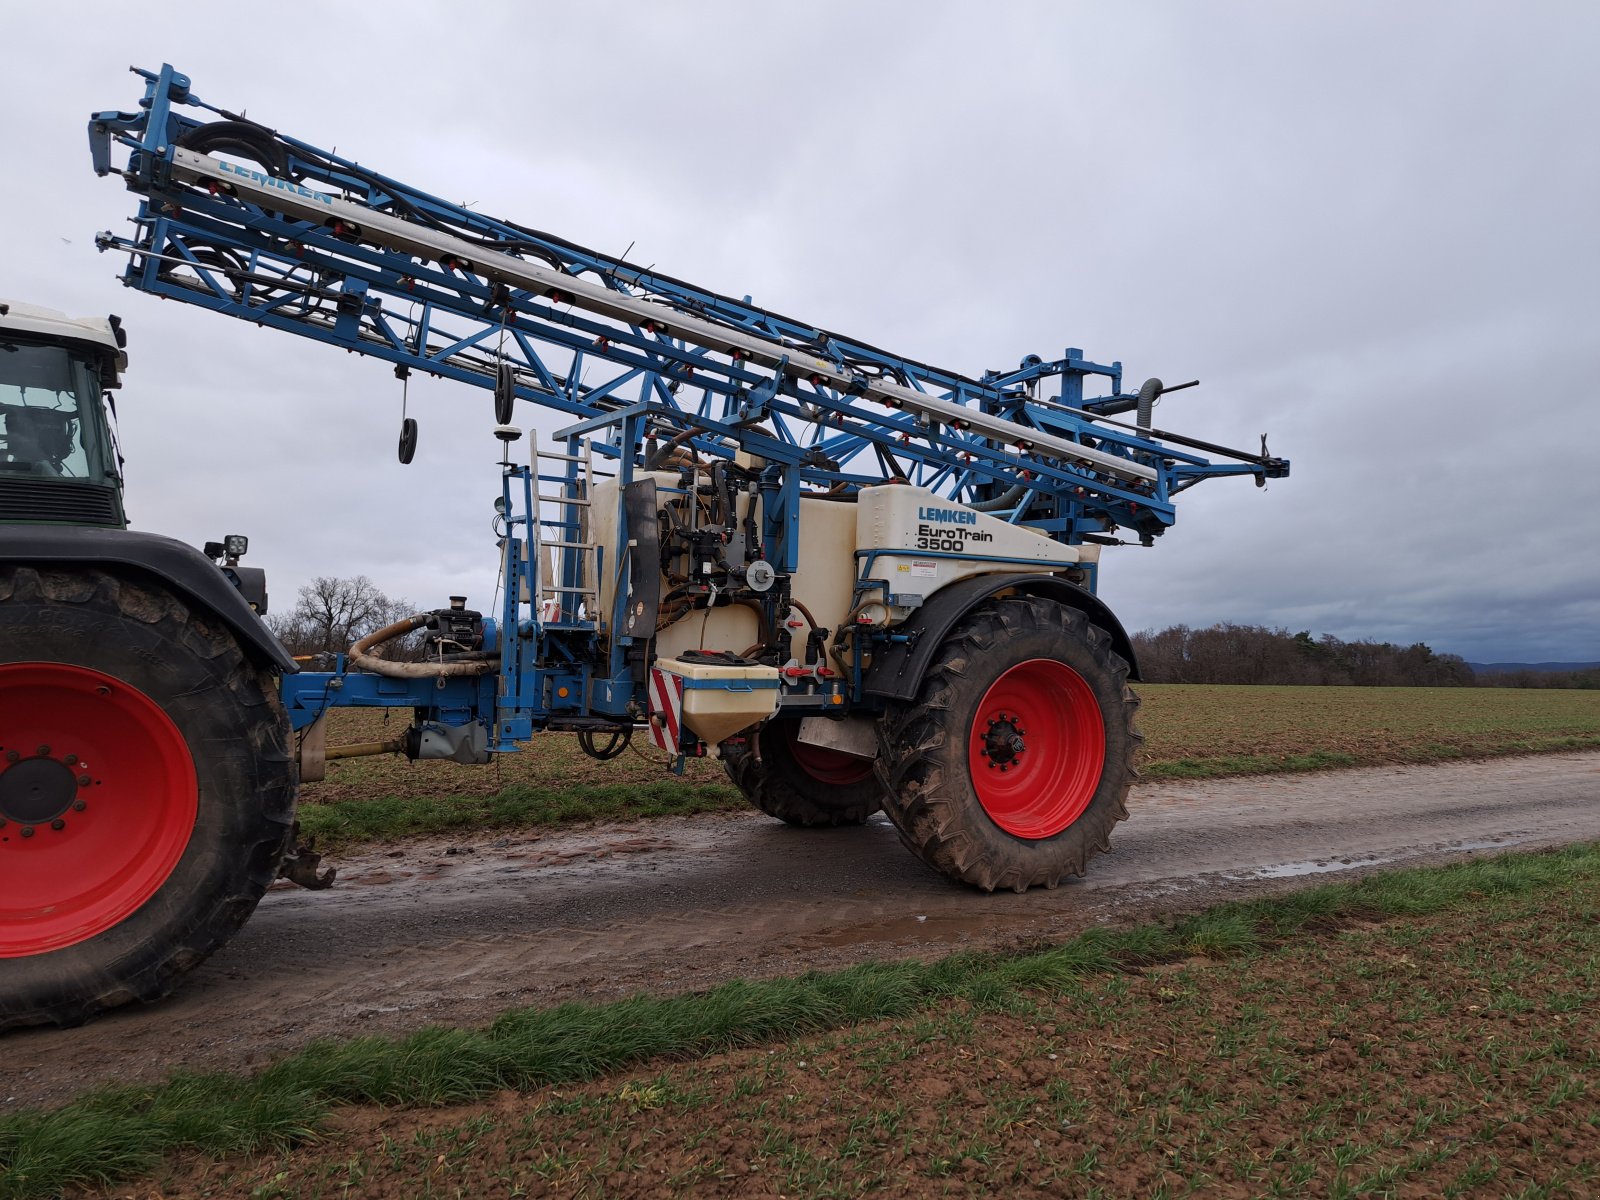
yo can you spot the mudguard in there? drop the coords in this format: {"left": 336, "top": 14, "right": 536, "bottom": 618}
{"left": 0, "top": 525, "right": 296, "bottom": 673}
{"left": 861, "top": 572, "right": 1138, "bottom": 701}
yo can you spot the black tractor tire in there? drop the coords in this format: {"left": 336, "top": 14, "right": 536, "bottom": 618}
{"left": 0, "top": 565, "right": 296, "bottom": 1031}
{"left": 875, "top": 595, "right": 1141, "bottom": 892}
{"left": 724, "top": 719, "right": 884, "bottom": 828}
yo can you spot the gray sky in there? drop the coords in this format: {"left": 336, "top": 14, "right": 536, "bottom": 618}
{"left": 4, "top": 1, "right": 1596, "bottom": 662}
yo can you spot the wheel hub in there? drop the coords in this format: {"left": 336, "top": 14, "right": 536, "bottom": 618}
{"left": 0, "top": 754, "right": 82, "bottom": 827}
{"left": 982, "top": 713, "right": 1028, "bottom": 771}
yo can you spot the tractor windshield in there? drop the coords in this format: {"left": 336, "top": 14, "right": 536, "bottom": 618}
{"left": 0, "top": 342, "right": 113, "bottom": 480}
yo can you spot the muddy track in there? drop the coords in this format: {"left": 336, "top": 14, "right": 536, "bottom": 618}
{"left": 5, "top": 752, "right": 1598, "bottom": 1110}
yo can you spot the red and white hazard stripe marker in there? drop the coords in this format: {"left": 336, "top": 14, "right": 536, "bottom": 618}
{"left": 647, "top": 667, "right": 684, "bottom": 754}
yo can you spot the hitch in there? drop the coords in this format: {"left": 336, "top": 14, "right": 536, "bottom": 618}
{"left": 277, "top": 821, "right": 337, "bottom": 890}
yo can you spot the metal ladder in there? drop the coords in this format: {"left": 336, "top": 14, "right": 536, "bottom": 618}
{"left": 528, "top": 431, "right": 598, "bottom": 628}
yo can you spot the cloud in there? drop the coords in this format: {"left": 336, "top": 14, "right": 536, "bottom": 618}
{"left": 3, "top": 0, "right": 1595, "bottom": 661}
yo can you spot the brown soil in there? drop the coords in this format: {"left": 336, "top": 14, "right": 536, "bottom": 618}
{"left": 93, "top": 883, "right": 1600, "bottom": 1198}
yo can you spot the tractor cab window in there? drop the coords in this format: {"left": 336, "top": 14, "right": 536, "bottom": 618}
{"left": 0, "top": 342, "right": 109, "bottom": 479}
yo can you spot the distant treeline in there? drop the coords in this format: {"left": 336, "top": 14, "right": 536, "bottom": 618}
{"left": 1472, "top": 666, "right": 1600, "bottom": 690}
{"left": 1130, "top": 625, "right": 1599, "bottom": 689}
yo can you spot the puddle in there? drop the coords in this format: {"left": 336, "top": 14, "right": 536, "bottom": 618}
{"left": 1242, "top": 835, "right": 1528, "bottom": 881}
{"left": 806, "top": 912, "right": 1004, "bottom": 948}
{"left": 1248, "top": 856, "right": 1396, "bottom": 879}
{"left": 1449, "top": 837, "right": 1524, "bottom": 853}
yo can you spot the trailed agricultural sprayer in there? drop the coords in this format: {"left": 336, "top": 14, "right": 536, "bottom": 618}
{"left": 0, "top": 64, "right": 1287, "bottom": 1029}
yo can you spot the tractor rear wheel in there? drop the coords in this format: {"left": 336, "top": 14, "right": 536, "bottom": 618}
{"left": 0, "top": 565, "right": 296, "bottom": 1030}
{"left": 875, "top": 595, "right": 1140, "bottom": 892}
{"left": 725, "top": 719, "right": 883, "bottom": 827}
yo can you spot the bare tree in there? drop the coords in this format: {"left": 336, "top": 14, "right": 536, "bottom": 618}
{"left": 266, "top": 575, "right": 417, "bottom": 658}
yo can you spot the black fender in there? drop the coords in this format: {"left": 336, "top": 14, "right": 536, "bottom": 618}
{"left": 861, "top": 572, "right": 1138, "bottom": 702}
{"left": 0, "top": 525, "right": 297, "bottom": 674}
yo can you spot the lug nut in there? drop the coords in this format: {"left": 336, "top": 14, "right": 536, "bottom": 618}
{"left": 72, "top": 800, "right": 87, "bottom": 812}
{"left": 20, "top": 826, "right": 34, "bottom": 838}
{"left": 78, "top": 775, "right": 92, "bottom": 787}
{"left": 50, "top": 819, "right": 65, "bottom": 831}
{"left": 4, "top": 750, "right": 17, "bottom": 763}
{"left": 65, "top": 754, "right": 78, "bottom": 766}
{"left": 36, "top": 744, "right": 50, "bottom": 756}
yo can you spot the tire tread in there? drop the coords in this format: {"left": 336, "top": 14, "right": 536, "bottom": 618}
{"left": 724, "top": 722, "right": 883, "bottom": 828}
{"left": 875, "top": 596, "right": 1141, "bottom": 892}
{"left": 0, "top": 565, "right": 296, "bottom": 1032}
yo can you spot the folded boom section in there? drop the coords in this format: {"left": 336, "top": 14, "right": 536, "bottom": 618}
{"left": 89, "top": 63, "right": 1286, "bottom": 549}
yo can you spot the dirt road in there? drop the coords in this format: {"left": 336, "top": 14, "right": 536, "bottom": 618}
{"left": 5, "top": 752, "right": 1598, "bottom": 1109}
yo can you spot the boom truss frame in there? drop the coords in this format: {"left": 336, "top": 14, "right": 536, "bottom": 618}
{"left": 90, "top": 64, "right": 1285, "bottom": 553}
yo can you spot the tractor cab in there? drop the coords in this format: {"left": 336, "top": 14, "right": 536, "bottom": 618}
{"left": 0, "top": 300, "right": 126, "bottom": 527}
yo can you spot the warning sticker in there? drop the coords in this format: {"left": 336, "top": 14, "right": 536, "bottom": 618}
{"left": 909, "top": 560, "right": 938, "bottom": 579}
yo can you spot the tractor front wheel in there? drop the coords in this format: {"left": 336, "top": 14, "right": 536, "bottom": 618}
{"left": 725, "top": 719, "right": 883, "bottom": 827}
{"left": 875, "top": 595, "right": 1141, "bottom": 892}
{"left": 0, "top": 565, "right": 295, "bottom": 1030}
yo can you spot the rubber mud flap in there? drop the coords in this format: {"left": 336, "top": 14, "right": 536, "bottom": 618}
{"left": 724, "top": 719, "right": 884, "bottom": 827}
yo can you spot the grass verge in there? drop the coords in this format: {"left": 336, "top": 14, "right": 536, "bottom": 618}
{"left": 5, "top": 842, "right": 1600, "bottom": 1199}
{"left": 293, "top": 780, "right": 743, "bottom": 848}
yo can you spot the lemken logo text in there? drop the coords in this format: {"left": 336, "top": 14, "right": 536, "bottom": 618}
{"left": 217, "top": 160, "right": 335, "bottom": 205}
{"left": 917, "top": 506, "right": 976, "bottom": 525}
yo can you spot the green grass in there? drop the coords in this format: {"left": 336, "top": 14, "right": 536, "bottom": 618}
{"left": 6, "top": 842, "right": 1600, "bottom": 1199}
{"left": 294, "top": 779, "right": 742, "bottom": 847}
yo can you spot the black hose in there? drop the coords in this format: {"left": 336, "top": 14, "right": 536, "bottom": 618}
{"left": 643, "top": 427, "right": 704, "bottom": 470}
{"left": 970, "top": 483, "right": 1030, "bottom": 512}
{"left": 711, "top": 461, "right": 736, "bottom": 528}
{"left": 176, "top": 120, "right": 291, "bottom": 178}
{"left": 577, "top": 727, "right": 632, "bottom": 761}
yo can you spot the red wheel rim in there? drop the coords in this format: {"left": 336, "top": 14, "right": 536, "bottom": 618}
{"left": 783, "top": 722, "right": 875, "bottom": 786}
{"left": 968, "top": 657, "right": 1105, "bottom": 839}
{"left": 0, "top": 663, "right": 197, "bottom": 957}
